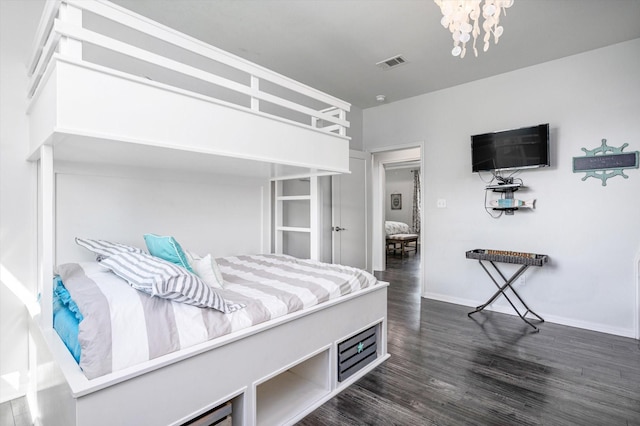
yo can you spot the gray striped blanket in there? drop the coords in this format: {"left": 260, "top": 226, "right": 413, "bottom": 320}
{"left": 56, "top": 254, "right": 378, "bottom": 379}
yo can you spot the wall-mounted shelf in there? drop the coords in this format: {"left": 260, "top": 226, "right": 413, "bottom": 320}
{"left": 486, "top": 183, "right": 522, "bottom": 192}
{"left": 485, "top": 180, "right": 523, "bottom": 215}
{"left": 492, "top": 207, "right": 519, "bottom": 212}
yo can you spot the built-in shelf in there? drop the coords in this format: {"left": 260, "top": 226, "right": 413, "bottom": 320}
{"left": 273, "top": 177, "right": 319, "bottom": 259}
{"left": 276, "top": 226, "right": 311, "bottom": 233}
{"left": 276, "top": 195, "right": 312, "bottom": 201}
{"left": 256, "top": 349, "right": 330, "bottom": 426}
{"left": 485, "top": 183, "right": 522, "bottom": 192}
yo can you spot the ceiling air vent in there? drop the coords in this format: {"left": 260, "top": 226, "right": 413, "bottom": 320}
{"left": 376, "top": 55, "right": 407, "bottom": 70}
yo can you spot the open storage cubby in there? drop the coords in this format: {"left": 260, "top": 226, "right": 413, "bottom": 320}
{"left": 255, "top": 348, "right": 331, "bottom": 426}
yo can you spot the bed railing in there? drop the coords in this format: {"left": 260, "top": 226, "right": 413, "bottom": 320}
{"left": 27, "top": 0, "right": 350, "bottom": 137}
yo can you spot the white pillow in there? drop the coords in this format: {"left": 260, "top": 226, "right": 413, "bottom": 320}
{"left": 186, "top": 251, "right": 224, "bottom": 289}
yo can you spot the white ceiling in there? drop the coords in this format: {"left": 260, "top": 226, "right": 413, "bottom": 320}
{"left": 110, "top": 0, "right": 640, "bottom": 109}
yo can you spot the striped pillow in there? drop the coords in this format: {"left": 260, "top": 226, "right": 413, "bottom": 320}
{"left": 76, "top": 238, "right": 144, "bottom": 261}
{"left": 101, "top": 252, "right": 244, "bottom": 313}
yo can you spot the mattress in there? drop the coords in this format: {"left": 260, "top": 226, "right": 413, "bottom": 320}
{"left": 54, "top": 254, "right": 378, "bottom": 379}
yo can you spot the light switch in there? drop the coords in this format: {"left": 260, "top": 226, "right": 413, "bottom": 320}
{"left": 436, "top": 199, "right": 447, "bottom": 208}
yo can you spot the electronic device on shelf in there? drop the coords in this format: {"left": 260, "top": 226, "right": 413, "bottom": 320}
{"left": 485, "top": 183, "right": 522, "bottom": 190}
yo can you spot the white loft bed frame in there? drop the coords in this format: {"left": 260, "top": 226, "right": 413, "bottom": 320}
{"left": 26, "top": 1, "right": 389, "bottom": 425}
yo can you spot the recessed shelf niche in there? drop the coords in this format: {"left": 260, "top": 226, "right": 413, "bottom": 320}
{"left": 255, "top": 349, "right": 330, "bottom": 426}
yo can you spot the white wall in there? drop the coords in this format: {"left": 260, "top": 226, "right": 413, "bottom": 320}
{"left": 364, "top": 39, "right": 640, "bottom": 337}
{"left": 0, "top": 0, "right": 45, "bottom": 402}
{"left": 385, "top": 168, "right": 416, "bottom": 226}
{"left": 54, "top": 165, "right": 270, "bottom": 265}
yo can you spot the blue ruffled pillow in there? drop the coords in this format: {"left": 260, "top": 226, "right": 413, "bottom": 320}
{"left": 53, "top": 277, "right": 83, "bottom": 362}
{"left": 143, "top": 234, "right": 193, "bottom": 272}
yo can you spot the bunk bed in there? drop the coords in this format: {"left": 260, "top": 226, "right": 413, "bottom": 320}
{"left": 26, "top": 1, "right": 389, "bottom": 425}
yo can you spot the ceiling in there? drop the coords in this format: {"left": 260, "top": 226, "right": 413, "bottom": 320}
{"left": 110, "top": 0, "right": 640, "bottom": 109}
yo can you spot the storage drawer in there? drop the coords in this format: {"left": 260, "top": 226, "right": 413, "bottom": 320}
{"left": 182, "top": 401, "right": 232, "bottom": 426}
{"left": 337, "top": 324, "right": 379, "bottom": 382}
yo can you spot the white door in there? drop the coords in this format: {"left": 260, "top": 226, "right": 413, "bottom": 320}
{"left": 332, "top": 152, "right": 369, "bottom": 269}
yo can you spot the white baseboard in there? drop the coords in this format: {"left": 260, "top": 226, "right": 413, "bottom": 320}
{"left": 422, "top": 292, "right": 636, "bottom": 339}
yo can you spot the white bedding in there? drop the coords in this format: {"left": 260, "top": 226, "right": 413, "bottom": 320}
{"left": 56, "top": 254, "right": 378, "bottom": 379}
{"left": 385, "top": 221, "right": 411, "bottom": 236}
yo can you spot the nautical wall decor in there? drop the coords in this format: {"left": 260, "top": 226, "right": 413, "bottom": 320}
{"left": 573, "top": 139, "right": 639, "bottom": 186}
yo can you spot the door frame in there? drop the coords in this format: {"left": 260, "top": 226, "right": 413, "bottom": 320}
{"left": 635, "top": 249, "right": 640, "bottom": 340}
{"left": 331, "top": 150, "right": 371, "bottom": 271}
{"left": 370, "top": 142, "right": 425, "bottom": 288}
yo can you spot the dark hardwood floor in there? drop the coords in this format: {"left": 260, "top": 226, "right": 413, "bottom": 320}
{"left": 6, "top": 254, "right": 639, "bottom": 425}
{"left": 298, "top": 254, "right": 640, "bottom": 426}
{"left": 1, "top": 396, "right": 31, "bottom": 426}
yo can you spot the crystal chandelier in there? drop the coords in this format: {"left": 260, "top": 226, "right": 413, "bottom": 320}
{"left": 434, "top": 0, "right": 514, "bottom": 58}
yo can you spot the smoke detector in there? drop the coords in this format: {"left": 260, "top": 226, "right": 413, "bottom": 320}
{"left": 376, "top": 95, "right": 386, "bottom": 103}
{"left": 376, "top": 55, "right": 407, "bottom": 70}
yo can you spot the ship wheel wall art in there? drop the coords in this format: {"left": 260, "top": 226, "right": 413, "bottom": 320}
{"left": 572, "top": 139, "right": 639, "bottom": 186}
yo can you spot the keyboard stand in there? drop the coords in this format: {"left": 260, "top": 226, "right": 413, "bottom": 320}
{"left": 466, "top": 250, "right": 548, "bottom": 332}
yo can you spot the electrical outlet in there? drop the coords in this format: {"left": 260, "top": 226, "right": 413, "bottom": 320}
{"left": 436, "top": 199, "right": 447, "bottom": 208}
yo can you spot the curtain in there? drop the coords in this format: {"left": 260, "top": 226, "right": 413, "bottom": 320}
{"left": 412, "top": 169, "right": 421, "bottom": 234}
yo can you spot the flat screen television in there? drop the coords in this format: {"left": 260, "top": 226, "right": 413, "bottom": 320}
{"left": 471, "top": 124, "right": 550, "bottom": 172}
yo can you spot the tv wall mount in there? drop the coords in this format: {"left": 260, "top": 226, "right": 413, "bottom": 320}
{"left": 573, "top": 139, "right": 639, "bottom": 186}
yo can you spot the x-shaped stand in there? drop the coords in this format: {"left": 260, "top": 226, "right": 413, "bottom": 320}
{"left": 468, "top": 260, "right": 544, "bottom": 332}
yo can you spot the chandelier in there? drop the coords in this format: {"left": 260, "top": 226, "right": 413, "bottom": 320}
{"left": 434, "top": 0, "right": 514, "bottom": 58}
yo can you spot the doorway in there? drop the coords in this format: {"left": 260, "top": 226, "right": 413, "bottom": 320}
{"left": 371, "top": 144, "right": 424, "bottom": 292}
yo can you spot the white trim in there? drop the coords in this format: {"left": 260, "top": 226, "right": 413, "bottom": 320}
{"left": 635, "top": 249, "right": 640, "bottom": 340}
{"left": 27, "top": 0, "right": 61, "bottom": 75}
{"left": 369, "top": 143, "right": 424, "bottom": 284}
{"left": 38, "top": 145, "right": 54, "bottom": 329}
{"left": 276, "top": 227, "right": 312, "bottom": 233}
{"left": 424, "top": 291, "right": 637, "bottom": 339}
{"left": 310, "top": 175, "right": 319, "bottom": 260}
{"left": 352, "top": 149, "right": 373, "bottom": 273}
{"left": 277, "top": 195, "right": 312, "bottom": 201}
{"left": 270, "top": 171, "right": 341, "bottom": 182}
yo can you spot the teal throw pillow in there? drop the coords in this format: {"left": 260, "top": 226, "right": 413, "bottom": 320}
{"left": 143, "top": 233, "right": 193, "bottom": 272}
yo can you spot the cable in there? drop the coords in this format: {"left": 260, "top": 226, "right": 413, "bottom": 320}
{"left": 484, "top": 184, "right": 503, "bottom": 219}
{"left": 476, "top": 171, "right": 496, "bottom": 184}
